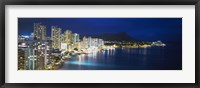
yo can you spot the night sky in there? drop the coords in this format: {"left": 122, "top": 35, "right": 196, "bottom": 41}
{"left": 18, "top": 18, "right": 182, "bottom": 42}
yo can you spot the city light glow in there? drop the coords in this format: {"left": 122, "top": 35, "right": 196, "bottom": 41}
{"left": 18, "top": 18, "right": 182, "bottom": 70}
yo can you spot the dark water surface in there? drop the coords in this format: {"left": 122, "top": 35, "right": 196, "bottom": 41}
{"left": 60, "top": 45, "right": 182, "bottom": 70}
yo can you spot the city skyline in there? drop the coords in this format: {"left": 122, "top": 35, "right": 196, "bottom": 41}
{"left": 18, "top": 18, "right": 182, "bottom": 70}
{"left": 18, "top": 22, "right": 106, "bottom": 70}
{"left": 18, "top": 18, "right": 182, "bottom": 42}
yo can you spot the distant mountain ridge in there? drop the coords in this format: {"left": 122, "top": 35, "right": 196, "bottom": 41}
{"left": 80, "top": 32, "right": 138, "bottom": 41}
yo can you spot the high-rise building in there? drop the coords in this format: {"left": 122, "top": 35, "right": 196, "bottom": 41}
{"left": 34, "top": 23, "right": 46, "bottom": 40}
{"left": 82, "top": 36, "right": 88, "bottom": 49}
{"left": 98, "top": 39, "right": 104, "bottom": 47}
{"left": 27, "top": 48, "right": 37, "bottom": 70}
{"left": 64, "top": 30, "right": 72, "bottom": 50}
{"left": 64, "top": 30, "right": 72, "bottom": 44}
{"left": 18, "top": 49, "right": 26, "bottom": 70}
{"left": 18, "top": 37, "right": 38, "bottom": 70}
{"left": 36, "top": 42, "right": 51, "bottom": 69}
{"left": 72, "top": 33, "right": 80, "bottom": 44}
{"left": 75, "top": 33, "right": 80, "bottom": 42}
{"left": 80, "top": 36, "right": 104, "bottom": 50}
{"left": 51, "top": 26, "right": 62, "bottom": 49}
{"left": 88, "top": 37, "right": 92, "bottom": 48}
{"left": 61, "top": 34, "right": 65, "bottom": 43}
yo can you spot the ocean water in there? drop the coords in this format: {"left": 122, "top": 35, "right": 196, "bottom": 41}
{"left": 60, "top": 45, "right": 182, "bottom": 70}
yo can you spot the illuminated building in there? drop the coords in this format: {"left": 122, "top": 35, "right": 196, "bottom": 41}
{"left": 64, "top": 30, "right": 72, "bottom": 44}
{"left": 152, "top": 41, "right": 166, "bottom": 46}
{"left": 82, "top": 36, "right": 88, "bottom": 49}
{"left": 51, "top": 26, "right": 62, "bottom": 49}
{"left": 27, "top": 48, "right": 37, "bottom": 70}
{"left": 18, "top": 49, "right": 26, "bottom": 70}
{"left": 81, "top": 36, "right": 104, "bottom": 49}
{"left": 18, "top": 34, "right": 52, "bottom": 70}
{"left": 64, "top": 30, "right": 73, "bottom": 50}
{"left": 72, "top": 33, "right": 80, "bottom": 44}
{"left": 98, "top": 39, "right": 104, "bottom": 47}
{"left": 88, "top": 37, "right": 92, "bottom": 48}
{"left": 36, "top": 42, "right": 51, "bottom": 69}
{"left": 52, "top": 49, "right": 61, "bottom": 57}
{"left": 76, "top": 34, "right": 80, "bottom": 42}
{"left": 18, "top": 41, "right": 37, "bottom": 70}
{"left": 18, "top": 35, "right": 30, "bottom": 42}
{"left": 34, "top": 23, "right": 46, "bottom": 40}
{"left": 92, "top": 38, "right": 98, "bottom": 47}
{"left": 71, "top": 33, "right": 80, "bottom": 50}
{"left": 61, "top": 43, "right": 67, "bottom": 50}
{"left": 18, "top": 23, "right": 108, "bottom": 70}
{"left": 61, "top": 34, "right": 65, "bottom": 43}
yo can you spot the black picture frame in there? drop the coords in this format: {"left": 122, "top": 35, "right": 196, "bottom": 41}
{"left": 0, "top": 0, "right": 200, "bottom": 88}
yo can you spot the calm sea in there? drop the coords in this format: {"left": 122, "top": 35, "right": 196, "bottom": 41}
{"left": 60, "top": 45, "right": 182, "bottom": 70}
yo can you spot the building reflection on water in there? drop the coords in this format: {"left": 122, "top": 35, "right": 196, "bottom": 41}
{"left": 60, "top": 46, "right": 181, "bottom": 70}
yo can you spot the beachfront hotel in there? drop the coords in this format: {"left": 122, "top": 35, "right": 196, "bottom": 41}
{"left": 18, "top": 23, "right": 105, "bottom": 70}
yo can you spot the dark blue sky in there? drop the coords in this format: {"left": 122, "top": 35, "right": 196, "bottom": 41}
{"left": 18, "top": 18, "right": 182, "bottom": 42}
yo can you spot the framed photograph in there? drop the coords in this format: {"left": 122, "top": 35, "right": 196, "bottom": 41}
{"left": 0, "top": 0, "right": 200, "bottom": 88}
